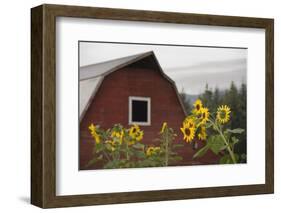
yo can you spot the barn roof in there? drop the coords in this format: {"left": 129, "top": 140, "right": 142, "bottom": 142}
{"left": 80, "top": 52, "right": 155, "bottom": 80}
{"left": 79, "top": 51, "right": 187, "bottom": 120}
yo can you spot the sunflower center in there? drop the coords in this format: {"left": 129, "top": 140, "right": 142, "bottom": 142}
{"left": 202, "top": 112, "right": 206, "bottom": 118}
{"left": 196, "top": 104, "right": 200, "bottom": 110}
{"left": 132, "top": 128, "right": 136, "bottom": 133}
{"left": 220, "top": 111, "right": 226, "bottom": 119}
{"left": 185, "top": 128, "right": 191, "bottom": 136}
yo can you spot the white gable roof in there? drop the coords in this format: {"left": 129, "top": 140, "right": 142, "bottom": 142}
{"left": 79, "top": 77, "right": 101, "bottom": 117}
{"left": 80, "top": 52, "right": 153, "bottom": 80}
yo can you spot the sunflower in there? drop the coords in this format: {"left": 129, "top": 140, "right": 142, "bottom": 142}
{"left": 135, "top": 131, "right": 144, "bottom": 141}
{"left": 183, "top": 117, "right": 195, "bottom": 128}
{"left": 129, "top": 124, "right": 139, "bottom": 138}
{"left": 111, "top": 129, "right": 124, "bottom": 144}
{"left": 146, "top": 146, "right": 161, "bottom": 156}
{"left": 88, "top": 123, "right": 101, "bottom": 144}
{"left": 198, "top": 125, "right": 207, "bottom": 140}
{"left": 180, "top": 121, "right": 195, "bottom": 143}
{"left": 216, "top": 105, "right": 231, "bottom": 124}
{"left": 199, "top": 107, "right": 210, "bottom": 124}
{"left": 160, "top": 122, "right": 167, "bottom": 133}
{"left": 129, "top": 124, "right": 143, "bottom": 142}
{"left": 193, "top": 99, "right": 203, "bottom": 114}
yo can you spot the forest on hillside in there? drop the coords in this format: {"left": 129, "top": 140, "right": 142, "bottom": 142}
{"left": 180, "top": 82, "right": 247, "bottom": 161}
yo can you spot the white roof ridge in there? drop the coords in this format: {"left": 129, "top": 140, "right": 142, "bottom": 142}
{"left": 81, "top": 51, "right": 153, "bottom": 69}
{"left": 79, "top": 51, "right": 154, "bottom": 80}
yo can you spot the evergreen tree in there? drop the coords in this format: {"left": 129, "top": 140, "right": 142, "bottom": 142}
{"left": 179, "top": 88, "right": 192, "bottom": 114}
{"left": 236, "top": 83, "right": 247, "bottom": 161}
{"left": 221, "top": 82, "right": 246, "bottom": 160}
{"left": 222, "top": 81, "right": 239, "bottom": 127}
{"left": 213, "top": 87, "right": 221, "bottom": 110}
{"left": 200, "top": 83, "right": 213, "bottom": 110}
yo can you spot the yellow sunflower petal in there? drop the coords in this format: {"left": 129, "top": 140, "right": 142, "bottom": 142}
{"left": 161, "top": 122, "right": 167, "bottom": 133}
{"left": 193, "top": 99, "right": 203, "bottom": 114}
{"left": 216, "top": 105, "right": 231, "bottom": 124}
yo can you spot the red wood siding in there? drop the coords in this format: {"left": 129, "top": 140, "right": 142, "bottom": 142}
{"left": 79, "top": 66, "right": 218, "bottom": 169}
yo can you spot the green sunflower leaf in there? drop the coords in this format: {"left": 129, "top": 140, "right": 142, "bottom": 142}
{"left": 133, "top": 150, "right": 146, "bottom": 159}
{"left": 219, "top": 154, "right": 239, "bottom": 164}
{"left": 205, "top": 122, "right": 213, "bottom": 128}
{"left": 225, "top": 128, "right": 244, "bottom": 134}
{"left": 219, "top": 155, "right": 232, "bottom": 164}
{"left": 172, "top": 144, "right": 184, "bottom": 149}
{"left": 231, "top": 136, "right": 239, "bottom": 145}
{"left": 132, "top": 143, "right": 145, "bottom": 150}
{"left": 193, "top": 144, "right": 210, "bottom": 159}
{"left": 208, "top": 135, "right": 225, "bottom": 155}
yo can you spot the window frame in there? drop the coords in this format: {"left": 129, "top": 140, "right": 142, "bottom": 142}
{"left": 128, "top": 96, "right": 151, "bottom": 126}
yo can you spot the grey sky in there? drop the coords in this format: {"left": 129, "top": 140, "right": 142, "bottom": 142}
{"left": 79, "top": 42, "right": 247, "bottom": 95}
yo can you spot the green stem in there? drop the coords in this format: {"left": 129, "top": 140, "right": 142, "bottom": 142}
{"left": 126, "top": 140, "right": 129, "bottom": 161}
{"left": 209, "top": 119, "right": 237, "bottom": 164}
{"left": 217, "top": 128, "right": 237, "bottom": 164}
{"left": 96, "top": 142, "right": 111, "bottom": 162}
{"left": 165, "top": 130, "right": 169, "bottom": 166}
{"left": 102, "top": 150, "right": 111, "bottom": 162}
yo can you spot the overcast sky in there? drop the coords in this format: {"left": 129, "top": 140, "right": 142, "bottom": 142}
{"left": 79, "top": 42, "right": 247, "bottom": 95}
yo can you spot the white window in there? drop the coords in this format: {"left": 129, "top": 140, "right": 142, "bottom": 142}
{"left": 129, "top": 96, "right": 151, "bottom": 126}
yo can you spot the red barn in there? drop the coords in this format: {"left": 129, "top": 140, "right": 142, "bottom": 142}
{"left": 79, "top": 51, "right": 217, "bottom": 169}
